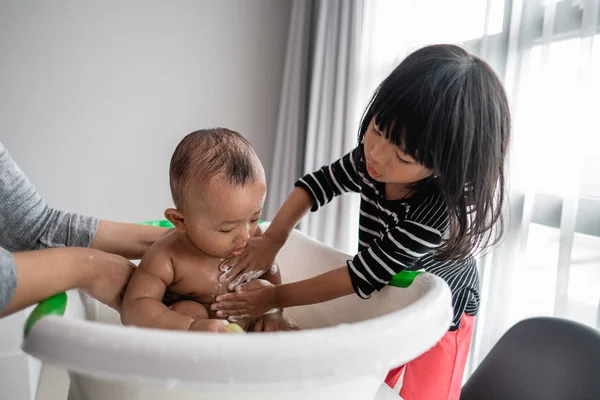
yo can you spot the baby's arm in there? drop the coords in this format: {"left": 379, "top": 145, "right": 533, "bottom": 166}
{"left": 121, "top": 248, "right": 226, "bottom": 332}
{"left": 121, "top": 248, "right": 190, "bottom": 329}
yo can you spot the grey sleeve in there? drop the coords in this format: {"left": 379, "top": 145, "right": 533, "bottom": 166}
{"left": 0, "top": 246, "right": 17, "bottom": 313}
{"left": 0, "top": 142, "right": 99, "bottom": 312}
{"left": 0, "top": 141, "right": 99, "bottom": 252}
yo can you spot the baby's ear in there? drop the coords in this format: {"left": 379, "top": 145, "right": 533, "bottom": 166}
{"left": 164, "top": 208, "right": 186, "bottom": 232}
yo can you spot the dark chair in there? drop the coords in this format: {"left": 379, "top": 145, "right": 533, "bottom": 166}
{"left": 461, "top": 317, "right": 600, "bottom": 400}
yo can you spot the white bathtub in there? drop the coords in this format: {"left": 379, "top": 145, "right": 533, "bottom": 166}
{"left": 22, "top": 225, "right": 452, "bottom": 400}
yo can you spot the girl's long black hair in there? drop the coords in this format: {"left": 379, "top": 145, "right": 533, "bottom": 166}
{"left": 357, "top": 44, "right": 511, "bottom": 260}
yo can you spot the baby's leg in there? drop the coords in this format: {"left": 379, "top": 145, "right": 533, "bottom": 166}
{"left": 171, "top": 300, "right": 253, "bottom": 331}
{"left": 170, "top": 300, "right": 209, "bottom": 320}
{"left": 227, "top": 315, "right": 253, "bottom": 331}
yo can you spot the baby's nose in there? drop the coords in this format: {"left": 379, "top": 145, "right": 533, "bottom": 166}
{"left": 242, "top": 227, "right": 252, "bottom": 240}
{"left": 235, "top": 237, "right": 249, "bottom": 248}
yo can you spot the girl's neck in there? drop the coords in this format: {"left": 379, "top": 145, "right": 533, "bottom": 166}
{"left": 384, "top": 182, "right": 414, "bottom": 201}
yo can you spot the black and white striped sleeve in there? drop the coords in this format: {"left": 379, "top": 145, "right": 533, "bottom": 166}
{"left": 450, "top": 287, "right": 479, "bottom": 330}
{"left": 295, "top": 149, "right": 362, "bottom": 212}
{"left": 348, "top": 194, "right": 449, "bottom": 298}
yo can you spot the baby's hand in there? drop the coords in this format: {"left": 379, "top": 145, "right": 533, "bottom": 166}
{"left": 188, "top": 319, "right": 229, "bottom": 333}
{"left": 252, "top": 311, "right": 299, "bottom": 332}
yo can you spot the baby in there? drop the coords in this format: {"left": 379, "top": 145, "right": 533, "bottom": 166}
{"left": 121, "top": 128, "right": 292, "bottom": 332}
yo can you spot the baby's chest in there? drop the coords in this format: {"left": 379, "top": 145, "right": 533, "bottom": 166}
{"left": 167, "top": 257, "right": 228, "bottom": 301}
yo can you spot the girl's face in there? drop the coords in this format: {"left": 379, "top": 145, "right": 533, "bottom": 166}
{"left": 363, "top": 117, "right": 433, "bottom": 186}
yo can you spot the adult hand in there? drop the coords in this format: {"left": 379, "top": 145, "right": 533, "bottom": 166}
{"left": 212, "top": 279, "right": 278, "bottom": 318}
{"left": 81, "top": 250, "right": 136, "bottom": 311}
{"left": 4, "top": 248, "right": 137, "bottom": 318}
{"left": 218, "top": 234, "right": 282, "bottom": 291}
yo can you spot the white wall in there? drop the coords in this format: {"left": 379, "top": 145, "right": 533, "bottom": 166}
{"left": 0, "top": 2, "right": 291, "bottom": 398}
{"left": 0, "top": 0, "right": 291, "bottom": 222}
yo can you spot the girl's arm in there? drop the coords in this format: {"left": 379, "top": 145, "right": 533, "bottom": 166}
{"left": 221, "top": 148, "right": 364, "bottom": 282}
{"left": 263, "top": 187, "right": 313, "bottom": 246}
{"left": 275, "top": 267, "right": 353, "bottom": 308}
{"left": 220, "top": 187, "right": 313, "bottom": 284}
{"left": 214, "top": 193, "right": 449, "bottom": 316}
{"left": 213, "top": 267, "right": 354, "bottom": 317}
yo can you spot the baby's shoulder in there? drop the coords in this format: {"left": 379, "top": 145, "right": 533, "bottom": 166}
{"left": 140, "top": 232, "right": 179, "bottom": 265}
{"left": 134, "top": 237, "right": 178, "bottom": 284}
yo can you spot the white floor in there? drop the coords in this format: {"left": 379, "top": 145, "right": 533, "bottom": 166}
{"left": 37, "top": 365, "right": 70, "bottom": 400}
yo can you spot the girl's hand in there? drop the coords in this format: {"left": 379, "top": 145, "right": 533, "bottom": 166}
{"left": 81, "top": 250, "right": 136, "bottom": 311}
{"left": 212, "top": 279, "right": 278, "bottom": 318}
{"left": 219, "top": 234, "right": 282, "bottom": 291}
{"left": 252, "top": 311, "right": 299, "bottom": 332}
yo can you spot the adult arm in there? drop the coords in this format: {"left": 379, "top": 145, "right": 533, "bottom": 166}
{"left": 0, "top": 142, "right": 168, "bottom": 258}
{"left": 0, "top": 245, "right": 134, "bottom": 317}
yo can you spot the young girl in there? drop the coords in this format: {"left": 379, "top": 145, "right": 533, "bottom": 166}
{"left": 212, "top": 44, "right": 510, "bottom": 399}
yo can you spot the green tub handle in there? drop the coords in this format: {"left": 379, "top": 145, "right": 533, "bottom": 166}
{"left": 139, "top": 220, "right": 175, "bottom": 228}
{"left": 23, "top": 292, "right": 68, "bottom": 337}
{"left": 388, "top": 270, "right": 423, "bottom": 288}
{"left": 139, "top": 219, "right": 268, "bottom": 229}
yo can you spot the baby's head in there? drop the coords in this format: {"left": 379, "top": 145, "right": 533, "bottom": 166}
{"left": 165, "top": 128, "right": 266, "bottom": 258}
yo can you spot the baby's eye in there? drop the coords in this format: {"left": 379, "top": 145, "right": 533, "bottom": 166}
{"left": 218, "top": 229, "right": 233, "bottom": 233}
{"left": 250, "top": 218, "right": 259, "bottom": 223}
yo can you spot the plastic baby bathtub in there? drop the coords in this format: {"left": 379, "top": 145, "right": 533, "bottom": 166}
{"left": 22, "top": 223, "right": 452, "bottom": 400}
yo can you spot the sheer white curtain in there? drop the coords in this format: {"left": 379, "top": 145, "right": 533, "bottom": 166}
{"left": 300, "top": 0, "right": 364, "bottom": 254}
{"left": 359, "top": 0, "right": 600, "bottom": 376}
{"left": 267, "top": 0, "right": 364, "bottom": 254}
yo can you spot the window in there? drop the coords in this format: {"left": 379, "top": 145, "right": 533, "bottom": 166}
{"left": 361, "top": 0, "right": 600, "bottom": 358}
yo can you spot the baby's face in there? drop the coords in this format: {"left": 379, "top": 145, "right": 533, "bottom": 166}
{"left": 182, "top": 175, "right": 266, "bottom": 259}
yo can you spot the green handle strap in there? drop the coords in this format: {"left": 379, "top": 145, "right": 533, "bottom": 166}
{"left": 23, "top": 292, "right": 68, "bottom": 337}
{"left": 23, "top": 220, "right": 420, "bottom": 336}
{"left": 139, "top": 220, "right": 175, "bottom": 228}
{"left": 388, "top": 270, "right": 423, "bottom": 288}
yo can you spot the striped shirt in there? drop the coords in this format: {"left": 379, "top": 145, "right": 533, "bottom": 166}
{"left": 295, "top": 148, "right": 479, "bottom": 330}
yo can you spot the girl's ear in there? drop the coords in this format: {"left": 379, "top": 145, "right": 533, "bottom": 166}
{"left": 164, "top": 208, "right": 186, "bottom": 232}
